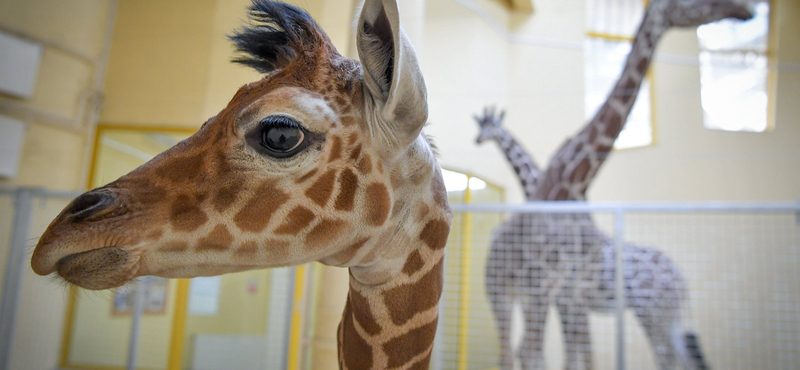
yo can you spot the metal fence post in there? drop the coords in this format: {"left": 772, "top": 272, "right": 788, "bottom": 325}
{"left": 126, "top": 277, "right": 148, "bottom": 370}
{"left": 614, "top": 208, "right": 626, "bottom": 370}
{"left": 0, "top": 188, "right": 36, "bottom": 370}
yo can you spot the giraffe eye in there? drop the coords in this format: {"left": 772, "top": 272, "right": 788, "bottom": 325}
{"left": 259, "top": 116, "right": 306, "bottom": 156}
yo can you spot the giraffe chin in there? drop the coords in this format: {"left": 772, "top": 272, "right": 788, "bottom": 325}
{"left": 56, "top": 246, "right": 141, "bottom": 290}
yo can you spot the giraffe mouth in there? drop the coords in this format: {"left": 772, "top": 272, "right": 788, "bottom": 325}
{"left": 55, "top": 246, "right": 141, "bottom": 290}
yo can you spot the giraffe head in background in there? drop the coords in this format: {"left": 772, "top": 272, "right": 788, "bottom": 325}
{"left": 474, "top": 106, "right": 507, "bottom": 144}
{"left": 658, "top": 0, "right": 753, "bottom": 27}
{"left": 31, "top": 0, "right": 451, "bottom": 290}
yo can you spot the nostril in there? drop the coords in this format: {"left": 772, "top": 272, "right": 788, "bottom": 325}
{"left": 67, "top": 191, "right": 116, "bottom": 221}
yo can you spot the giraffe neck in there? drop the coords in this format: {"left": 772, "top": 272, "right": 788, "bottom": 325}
{"left": 338, "top": 242, "right": 444, "bottom": 370}
{"left": 492, "top": 128, "right": 541, "bottom": 201}
{"left": 599, "top": 8, "right": 666, "bottom": 137}
{"left": 536, "top": 8, "right": 667, "bottom": 201}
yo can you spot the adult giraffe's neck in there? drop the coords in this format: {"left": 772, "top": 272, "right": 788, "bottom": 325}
{"left": 491, "top": 128, "right": 542, "bottom": 201}
{"left": 536, "top": 9, "right": 668, "bottom": 201}
{"left": 337, "top": 246, "right": 444, "bottom": 370}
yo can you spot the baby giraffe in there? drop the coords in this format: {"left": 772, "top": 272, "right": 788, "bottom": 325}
{"left": 31, "top": 1, "right": 451, "bottom": 369}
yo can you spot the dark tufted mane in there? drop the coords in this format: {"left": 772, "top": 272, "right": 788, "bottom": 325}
{"left": 229, "top": 0, "right": 329, "bottom": 73}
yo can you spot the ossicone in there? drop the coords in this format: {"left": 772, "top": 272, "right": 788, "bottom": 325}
{"left": 229, "top": 0, "right": 335, "bottom": 73}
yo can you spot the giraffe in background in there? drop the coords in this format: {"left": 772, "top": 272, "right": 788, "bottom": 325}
{"left": 475, "top": 0, "right": 752, "bottom": 369}
{"left": 31, "top": 1, "right": 451, "bottom": 369}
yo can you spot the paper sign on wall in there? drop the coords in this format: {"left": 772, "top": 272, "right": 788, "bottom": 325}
{"left": 188, "top": 276, "right": 221, "bottom": 316}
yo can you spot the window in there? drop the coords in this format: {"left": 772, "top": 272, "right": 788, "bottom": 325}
{"left": 585, "top": 0, "right": 654, "bottom": 150}
{"left": 697, "top": 1, "right": 771, "bottom": 132}
{"left": 441, "top": 168, "right": 504, "bottom": 204}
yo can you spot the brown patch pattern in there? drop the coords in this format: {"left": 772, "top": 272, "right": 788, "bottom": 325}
{"left": 568, "top": 157, "right": 591, "bottom": 183}
{"left": 335, "top": 168, "right": 359, "bottom": 211}
{"left": 341, "top": 300, "right": 374, "bottom": 370}
{"left": 213, "top": 183, "right": 242, "bottom": 212}
{"left": 605, "top": 109, "right": 622, "bottom": 136}
{"left": 306, "top": 169, "right": 338, "bottom": 207}
{"left": 430, "top": 175, "right": 448, "bottom": 209}
{"left": 390, "top": 172, "right": 402, "bottom": 190}
{"left": 156, "top": 154, "right": 205, "bottom": 184}
{"left": 415, "top": 203, "right": 430, "bottom": 222}
{"left": 637, "top": 57, "right": 650, "bottom": 76}
{"left": 275, "top": 207, "right": 316, "bottom": 235}
{"left": 349, "top": 289, "right": 382, "bottom": 336}
{"left": 408, "top": 352, "right": 433, "bottom": 370}
{"left": 382, "top": 319, "right": 438, "bottom": 369}
{"left": 358, "top": 156, "right": 372, "bottom": 175}
{"left": 170, "top": 195, "right": 208, "bottom": 232}
{"left": 364, "top": 183, "right": 391, "bottom": 226}
{"left": 342, "top": 116, "right": 357, "bottom": 127}
{"left": 120, "top": 178, "right": 166, "bottom": 205}
{"left": 402, "top": 250, "right": 425, "bottom": 275}
{"left": 295, "top": 169, "right": 318, "bottom": 184}
{"left": 419, "top": 219, "right": 449, "bottom": 251}
{"left": 383, "top": 260, "right": 443, "bottom": 326}
{"left": 306, "top": 219, "right": 348, "bottom": 249}
{"left": 349, "top": 143, "right": 362, "bottom": 161}
{"left": 234, "top": 181, "right": 289, "bottom": 232}
{"left": 328, "top": 136, "right": 343, "bottom": 162}
{"left": 161, "top": 241, "right": 189, "bottom": 252}
{"left": 235, "top": 241, "right": 260, "bottom": 255}
{"left": 347, "top": 132, "right": 359, "bottom": 145}
{"left": 197, "top": 225, "right": 233, "bottom": 251}
{"left": 145, "top": 228, "right": 164, "bottom": 241}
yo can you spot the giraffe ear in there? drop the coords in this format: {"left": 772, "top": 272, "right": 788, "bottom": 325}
{"left": 357, "top": 0, "right": 428, "bottom": 150}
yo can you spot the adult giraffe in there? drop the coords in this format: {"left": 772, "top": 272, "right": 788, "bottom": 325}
{"left": 475, "top": 0, "right": 752, "bottom": 369}
{"left": 31, "top": 1, "right": 451, "bottom": 369}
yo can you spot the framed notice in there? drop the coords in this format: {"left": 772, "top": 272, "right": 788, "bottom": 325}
{"left": 112, "top": 276, "right": 169, "bottom": 315}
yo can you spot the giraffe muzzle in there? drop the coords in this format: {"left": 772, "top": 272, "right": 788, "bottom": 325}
{"left": 55, "top": 246, "right": 141, "bottom": 290}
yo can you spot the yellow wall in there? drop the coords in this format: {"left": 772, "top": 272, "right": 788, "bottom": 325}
{"left": 68, "top": 287, "right": 176, "bottom": 369}
{"left": 100, "top": 0, "right": 221, "bottom": 126}
{"left": 182, "top": 271, "right": 273, "bottom": 369}
{"left": 99, "top": 0, "right": 358, "bottom": 127}
{"left": 3, "top": 0, "right": 799, "bottom": 369}
{"left": 0, "top": 1, "right": 112, "bottom": 370}
{"left": 0, "top": 0, "right": 111, "bottom": 191}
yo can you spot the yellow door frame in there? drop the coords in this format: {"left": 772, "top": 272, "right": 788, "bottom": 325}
{"left": 60, "top": 123, "right": 196, "bottom": 370}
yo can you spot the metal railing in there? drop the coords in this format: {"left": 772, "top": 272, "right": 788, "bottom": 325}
{"left": 440, "top": 201, "right": 800, "bottom": 370}
{"left": 4, "top": 188, "right": 800, "bottom": 370}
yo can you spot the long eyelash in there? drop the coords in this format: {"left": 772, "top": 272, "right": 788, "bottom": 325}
{"left": 261, "top": 115, "right": 302, "bottom": 129}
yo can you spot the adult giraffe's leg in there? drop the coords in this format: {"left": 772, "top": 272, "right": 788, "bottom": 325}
{"left": 556, "top": 301, "right": 592, "bottom": 370}
{"left": 519, "top": 295, "right": 548, "bottom": 370}
{"left": 636, "top": 307, "right": 678, "bottom": 370}
{"left": 487, "top": 272, "right": 515, "bottom": 370}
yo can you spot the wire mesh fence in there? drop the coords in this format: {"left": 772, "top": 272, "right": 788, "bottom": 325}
{"left": 3, "top": 188, "right": 799, "bottom": 370}
{"left": 436, "top": 202, "right": 800, "bottom": 370}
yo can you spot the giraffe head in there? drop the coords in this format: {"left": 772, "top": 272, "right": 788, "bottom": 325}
{"left": 31, "top": 0, "right": 450, "bottom": 290}
{"left": 474, "top": 106, "right": 507, "bottom": 144}
{"left": 658, "top": 0, "right": 753, "bottom": 27}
